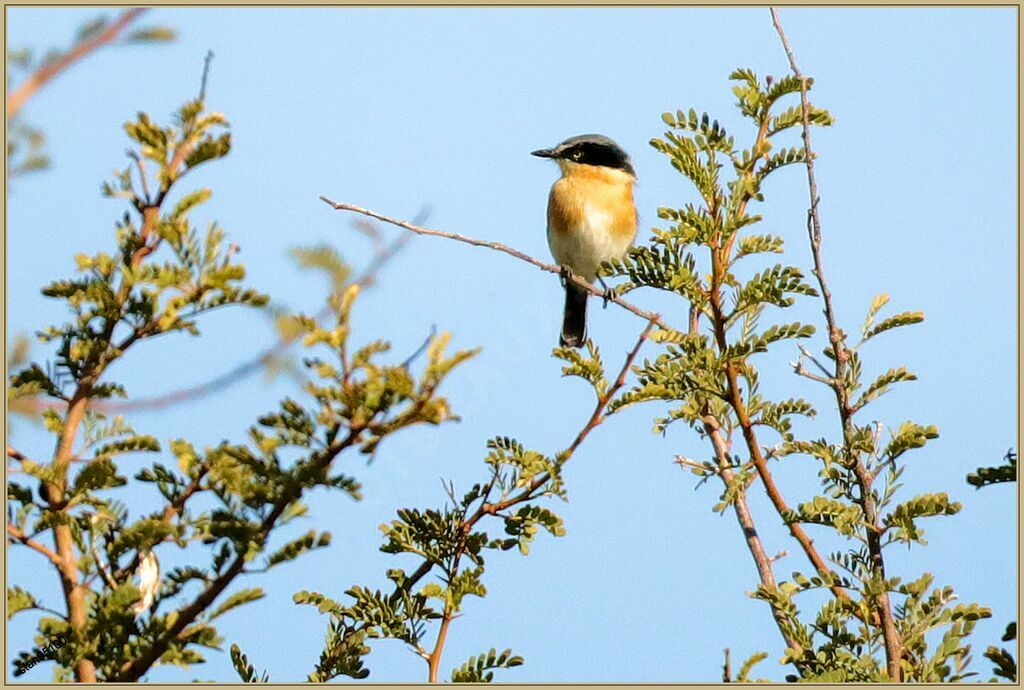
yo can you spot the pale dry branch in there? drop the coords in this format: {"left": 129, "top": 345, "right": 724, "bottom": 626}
{"left": 318, "top": 196, "right": 670, "bottom": 331}
{"left": 771, "top": 7, "right": 903, "bottom": 679}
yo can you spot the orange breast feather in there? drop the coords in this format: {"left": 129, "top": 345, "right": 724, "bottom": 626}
{"left": 547, "top": 168, "right": 636, "bottom": 241}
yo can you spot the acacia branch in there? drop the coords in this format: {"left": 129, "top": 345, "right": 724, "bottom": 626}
{"left": 113, "top": 428, "right": 363, "bottom": 682}
{"left": 7, "top": 523, "right": 62, "bottom": 567}
{"left": 771, "top": 8, "right": 902, "bottom": 680}
{"left": 18, "top": 216, "right": 418, "bottom": 419}
{"left": 353, "top": 321, "right": 655, "bottom": 670}
{"left": 704, "top": 418, "right": 801, "bottom": 655}
{"left": 482, "top": 319, "right": 655, "bottom": 515}
{"left": 704, "top": 107, "right": 851, "bottom": 610}
{"left": 319, "top": 196, "right": 670, "bottom": 331}
{"left": 7, "top": 9, "right": 147, "bottom": 120}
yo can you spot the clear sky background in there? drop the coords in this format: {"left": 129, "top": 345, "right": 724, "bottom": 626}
{"left": 6, "top": 6, "right": 1017, "bottom": 683}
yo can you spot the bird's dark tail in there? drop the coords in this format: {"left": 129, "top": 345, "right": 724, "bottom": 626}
{"left": 560, "top": 282, "right": 588, "bottom": 348}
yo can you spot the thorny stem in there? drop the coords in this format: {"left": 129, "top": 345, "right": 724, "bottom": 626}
{"left": 770, "top": 7, "right": 902, "bottom": 680}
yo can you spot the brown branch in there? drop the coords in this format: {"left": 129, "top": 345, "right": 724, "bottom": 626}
{"left": 703, "top": 417, "right": 802, "bottom": 656}
{"left": 427, "top": 609, "right": 454, "bottom": 683}
{"left": 319, "top": 196, "right": 670, "bottom": 331}
{"left": 7, "top": 9, "right": 147, "bottom": 120}
{"left": 359, "top": 320, "right": 655, "bottom": 662}
{"left": 687, "top": 296, "right": 801, "bottom": 657}
{"left": 7, "top": 523, "right": 62, "bottom": 567}
{"left": 703, "top": 116, "right": 852, "bottom": 610}
{"left": 482, "top": 319, "right": 655, "bottom": 516}
{"left": 43, "top": 392, "right": 98, "bottom": 681}
{"left": 113, "top": 429, "right": 363, "bottom": 682}
{"left": 770, "top": 8, "right": 902, "bottom": 680}
{"left": 7, "top": 445, "right": 29, "bottom": 463}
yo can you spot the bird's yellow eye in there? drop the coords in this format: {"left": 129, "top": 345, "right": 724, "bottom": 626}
{"left": 571, "top": 150, "right": 583, "bottom": 161}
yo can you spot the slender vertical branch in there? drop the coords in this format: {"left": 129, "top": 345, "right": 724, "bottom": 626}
{"left": 770, "top": 7, "right": 903, "bottom": 680}
{"left": 427, "top": 612, "right": 454, "bottom": 682}
{"left": 704, "top": 417, "right": 801, "bottom": 656}
{"left": 708, "top": 232, "right": 851, "bottom": 606}
{"left": 198, "top": 49, "right": 215, "bottom": 101}
{"left": 45, "top": 392, "right": 97, "bottom": 682}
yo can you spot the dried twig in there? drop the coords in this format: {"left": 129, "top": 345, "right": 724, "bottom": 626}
{"left": 770, "top": 7, "right": 902, "bottom": 679}
{"left": 319, "top": 196, "right": 670, "bottom": 330}
{"left": 198, "top": 49, "right": 214, "bottom": 101}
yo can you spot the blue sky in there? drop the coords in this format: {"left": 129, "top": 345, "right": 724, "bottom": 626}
{"left": 6, "top": 6, "right": 1017, "bottom": 683}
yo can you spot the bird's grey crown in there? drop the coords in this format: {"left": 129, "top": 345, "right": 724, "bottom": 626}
{"left": 552, "top": 134, "right": 635, "bottom": 176}
{"left": 553, "top": 134, "right": 627, "bottom": 157}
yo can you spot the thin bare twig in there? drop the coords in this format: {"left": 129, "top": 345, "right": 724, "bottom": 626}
{"left": 198, "top": 49, "right": 214, "bottom": 101}
{"left": 401, "top": 325, "right": 437, "bottom": 369}
{"left": 7, "top": 9, "right": 147, "bottom": 119}
{"left": 318, "top": 196, "right": 670, "bottom": 331}
{"left": 89, "top": 533, "right": 118, "bottom": 590}
{"left": 770, "top": 7, "right": 903, "bottom": 680}
{"left": 8, "top": 445, "right": 29, "bottom": 463}
{"left": 127, "top": 150, "right": 152, "bottom": 205}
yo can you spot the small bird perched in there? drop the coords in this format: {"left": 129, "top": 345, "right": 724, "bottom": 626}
{"left": 532, "top": 134, "right": 637, "bottom": 348}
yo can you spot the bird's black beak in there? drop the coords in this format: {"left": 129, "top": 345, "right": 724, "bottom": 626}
{"left": 531, "top": 148, "right": 556, "bottom": 158}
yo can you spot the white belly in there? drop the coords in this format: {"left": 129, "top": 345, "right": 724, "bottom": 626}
{"left": 547, "top": 205, "right": 633, "bottom": 282}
